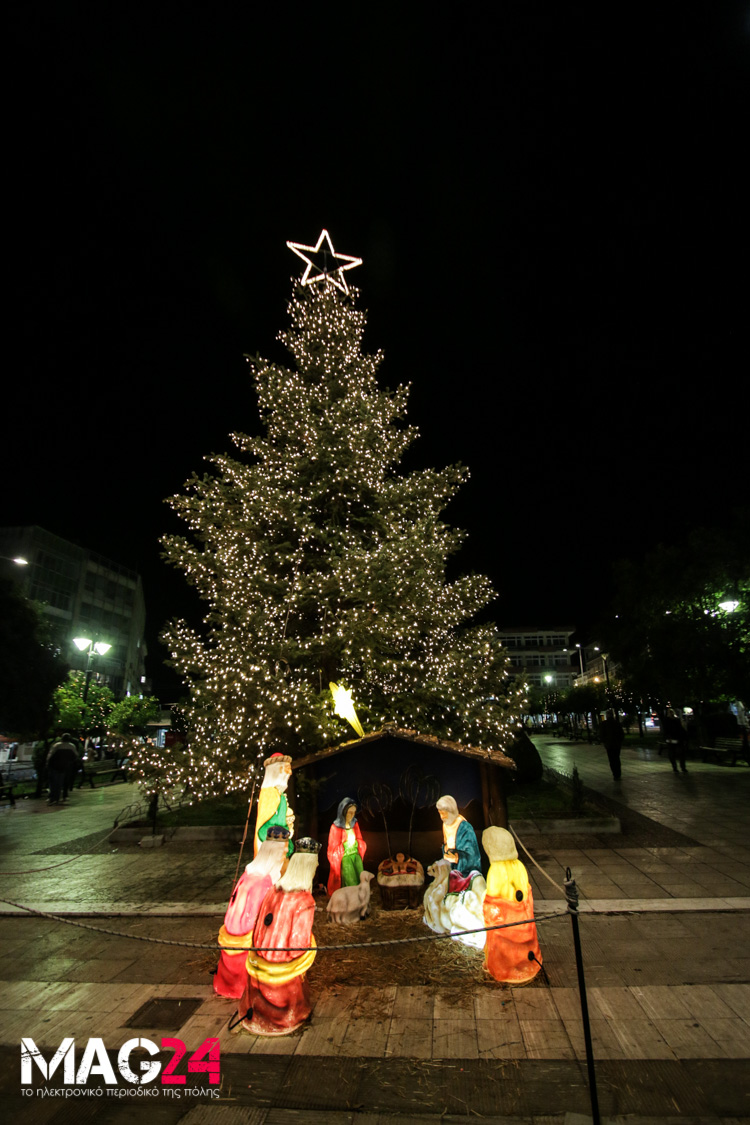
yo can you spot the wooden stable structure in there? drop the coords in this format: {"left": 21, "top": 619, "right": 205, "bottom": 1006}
{"left": 291, "top": 725, "right": 517, "bottom": 880}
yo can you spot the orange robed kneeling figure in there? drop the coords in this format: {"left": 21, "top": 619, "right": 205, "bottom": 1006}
{"left": 240, "top": 837, "right": 320, "bottom": 1037}
{"left": 214, "top": 825, "right": 290, "bottom": 999}
{"left": 481, "top": 826, "right": 542, "bottom": 985}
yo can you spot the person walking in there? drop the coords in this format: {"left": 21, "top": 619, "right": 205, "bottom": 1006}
{"left": 46, "top": 733, "right": 79, "bottom": 805}
{"left": 663, "top": 708, "right": 689, "bottom": 773}
{"left": 599, "top": 709, "right": 625, "bottom": 780}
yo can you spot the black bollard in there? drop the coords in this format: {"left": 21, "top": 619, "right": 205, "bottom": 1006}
{"left": 564, "top": 867, "right": 600, "bottom": 1125}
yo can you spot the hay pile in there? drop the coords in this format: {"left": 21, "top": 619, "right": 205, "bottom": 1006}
{"left": 311, "top": 899, "right": 494, "bottom": 990}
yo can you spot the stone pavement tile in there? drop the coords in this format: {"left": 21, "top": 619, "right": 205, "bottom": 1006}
{"left": 671, "top": 984, "right": 740, "bottom": 1019}
{"left": 608, "top": 863, "right": 662, "bottom": 882}
{"left": 108, "top": 959, "right": 192, "bottom": 985}
{"left": 194, "top": 1015, "right": 253, "bottom": 1057}
{"left": 557, "top": 1013, "right": 624, "bottom": 1059}
{"left": 249, "top": 1033, "right": 299, "bottom": 1057}
{"left": 293, "top": 1016, "right": 349, "bottom": 1055}
{"left": 549, "top": 986, "right": 581, "bottom": 1022}
{"left": 611, "top": 885, "right": 667, "bottom": 899}
{"left": 657, "top": 884, "right": 716, "bottom": 897}
{"left": 434, "top": 988, "right": 474, "bottom": 1018}
{"left": 475, "top": 1015, "right": 525, "bottom": 1059}
{"left": 13, "top": 956, "right": 79, "bottom": 982}
{"left": 628, "top": 985, "right": 693, "bottom": 1020}
{"left": 162, "top": 983, "right": 216, "bottom": 1000}
{"left": 628, "top": 914, "right": 698, "bottom": 941}
{"left": 518, "top": 1018, "right": 575, "bottom": 1059}
{"left": 337, "top": 1017, "right": 391, "bottom": 1058}
{"left": 609, "top": 1018, "right": 677, "bottom": 1059}
{"left": 389, "top": 985, "right": 433, "bottom": 1019}
{"left": 537, "top": 960, "right": 578, "bottom": 988}
{"left": 716, "top": 867, "right": 750, "bottom": 887}
{"left": 653, "top": 1018, "right": 730, "bottom": 1058}
{"left": 715, "top": 959, "right": 750, "bottom": 984}
{"left": 574, "top": 962, "right": 629, "bottom": 987}
{"left": 510, "top": 988, "right": 558, "bottom": 1020}
{"left": 350, "top": 984, "right": 396, "bottom": 1020}
{"left": 711, "top": 983, "right": 750, "bottom": 1021}
{"left": 0, "top": 979, "right": 54, "bottom": 1009}
{"left": 697, "top": 1018, "right": 750, "bottom": 1058}
{"left": 179, "top": 1005, "right": 233, "bottom": 1045}
{"left": 432, "top": 1016, "right": 478, "bottom": 1058}
{"left": 587, "top": 986, "right": 645, "bottom": 1020}
{"left": 384, "top": 1015, "right": 433, "bottom": 1057}
{"left": 710, "top": 882, "right": 750, "bottom": 897}
{"left": 473, "top": 988, "right": 514, "bottom": 1020}
{"left": 65, "top": 957, "right": 138, "bottom": 983}
{"left": 24, "top": 980, "right": 97, "bottom": 1010}
{"left": 310, "top": 985, "right": 360, "bottom": 1018}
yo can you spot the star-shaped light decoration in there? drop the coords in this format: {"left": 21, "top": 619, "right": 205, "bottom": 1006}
{"left": 286, "top": 229, "right": 362, "bottom": 293}
{"left": 330, "top": 681, "right": 365, "bottom": 738}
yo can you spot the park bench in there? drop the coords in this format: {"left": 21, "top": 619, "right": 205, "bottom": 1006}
{"left": 700, "top": 736, "right": 750, "bottom": 767}
{"left": 79, "top": 757, "right": 130, "bottom": 788}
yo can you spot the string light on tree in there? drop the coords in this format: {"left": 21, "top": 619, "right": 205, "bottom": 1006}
{"left": 154, "top": 234, "right": 526, "bottom": 800}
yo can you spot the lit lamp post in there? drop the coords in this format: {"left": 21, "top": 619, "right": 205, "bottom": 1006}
{"left": 543, "top": 673, "right": 555, "bottom": 727}
{"left": 73, "top": 637, "right": 112, "bottom": 703}
{"left": 575, "top": 643, "right": 585, "bottom": 679}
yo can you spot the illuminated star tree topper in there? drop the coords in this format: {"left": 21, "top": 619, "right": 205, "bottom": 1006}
{"left": 286, "top": 229, "right": 362, "bottom": 293}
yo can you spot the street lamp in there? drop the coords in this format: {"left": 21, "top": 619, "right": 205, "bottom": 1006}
{"left": 575, "top": 643, "right": 585, "bottom": 676}
{"left": 1, "top": 555, "right": 28, "bottom": 566}
{"left": 73, "top": 637, "right": 112, "bottom": 702}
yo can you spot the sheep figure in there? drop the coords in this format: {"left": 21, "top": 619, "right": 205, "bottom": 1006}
{"left": 423, "top": 859, "right": 451, "bottom": 931}
{"left": 423, "top": 858, "right": 487, "bottom": 949}
{"left": 326, "top": 870, "right": 375, "bottom": 923}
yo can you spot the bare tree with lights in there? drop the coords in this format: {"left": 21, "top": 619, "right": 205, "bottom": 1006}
{"left": 159, "top": 231, "right": 525, "bottom": 798}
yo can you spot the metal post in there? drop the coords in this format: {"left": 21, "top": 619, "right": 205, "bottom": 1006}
{"left": 564, "top": 867, "right": 600, "bottom": 1125}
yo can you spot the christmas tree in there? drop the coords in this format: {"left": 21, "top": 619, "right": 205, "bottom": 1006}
{"left": 160, "top": 231, "right": 525, "bottom": 798}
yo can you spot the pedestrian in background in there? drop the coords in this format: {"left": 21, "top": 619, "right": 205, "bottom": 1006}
{"left": 663, "top": 709, "right": 689, "bottom": 773}
{"left": 599, "top": 709, "right": 624, "bottom": 780}
{"left": 46, "top": 733, "right": 79, "bottom": 805}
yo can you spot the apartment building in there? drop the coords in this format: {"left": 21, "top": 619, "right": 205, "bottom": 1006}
{"left": 0, "top": 526, "right": 147, "bottom": 697}
{"left": 497, "top": 626, "right": 577, "bottom": 688}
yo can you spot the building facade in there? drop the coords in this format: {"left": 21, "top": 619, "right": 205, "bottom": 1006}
{"left": 0, "top": 526, "right": 147, "bottom": 697}
{"left": 497, "top": 626, "right": 577, "bottom": 689}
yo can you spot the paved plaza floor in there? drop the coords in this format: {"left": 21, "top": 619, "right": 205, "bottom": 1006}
{"left": 0, "top": 735, "right": 748, "bottom": 1122}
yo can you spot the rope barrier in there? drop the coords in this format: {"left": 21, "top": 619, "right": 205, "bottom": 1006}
{"left": 0, "top": 896, "right": 568, "bottom": 951}
{"left": 509, "top": 822, "right": 567, "bottom": 895}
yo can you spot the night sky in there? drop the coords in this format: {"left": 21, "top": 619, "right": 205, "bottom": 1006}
{"left": 6, "top": 7, "right": 748, "bottom": 694}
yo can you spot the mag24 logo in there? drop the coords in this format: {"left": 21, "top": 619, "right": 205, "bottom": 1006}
{"left": 21, "top": 1036, "right": 220, "bottom": 1087}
